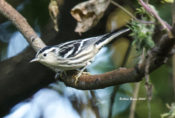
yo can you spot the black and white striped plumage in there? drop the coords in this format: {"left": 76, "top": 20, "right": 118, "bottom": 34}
{"left": 31, "top": 28, "right": 130, "bottom": 73}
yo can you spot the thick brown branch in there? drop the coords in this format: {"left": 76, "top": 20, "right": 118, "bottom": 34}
{"left": 61, "top": 68, "right": 142, "bottom": 90}
{"left": 0, "top": 0, "right": 46, "bottom": 51}
{"left": 0, "top": 0, "right": 24, "bottom": 23}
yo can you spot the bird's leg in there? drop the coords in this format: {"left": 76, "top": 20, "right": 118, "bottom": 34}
{"left": 74, "top": 66, "right": 87, "bottom": 85}
{"left": 74, "top": 62, "right": 91, "bottom": 85}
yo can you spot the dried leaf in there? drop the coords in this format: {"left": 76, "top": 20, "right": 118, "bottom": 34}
{"left": 48, "top": 0, "right": 60, "bottom": 32}
{"left": 71, "top": 0, "right": 110, "bottom": 33}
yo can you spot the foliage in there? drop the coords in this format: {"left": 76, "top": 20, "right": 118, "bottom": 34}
{"left": 129, "top": 7, "right": 155, "bottom": 52}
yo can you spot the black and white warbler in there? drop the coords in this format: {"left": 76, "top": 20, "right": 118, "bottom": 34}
{"left": 30, "top": 28, "right": 130, "bottom": 83}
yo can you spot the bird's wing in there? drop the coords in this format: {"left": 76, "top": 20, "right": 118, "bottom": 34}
{"left": 55, "top": 35, "right": 105, "bottom": 58}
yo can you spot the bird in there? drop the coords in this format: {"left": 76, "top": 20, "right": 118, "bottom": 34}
{"left": 30, "top": 28, "right": 130, "bottom": 84}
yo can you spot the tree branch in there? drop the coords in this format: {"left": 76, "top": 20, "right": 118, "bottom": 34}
{"left": 0, "top": 0, "right": 46, "bottom": 51}
{"left": 138, "top": 0, "right": 173, "bottom": 38}
{"left": 129, "top": 82, "right": 140, "bottom": 118}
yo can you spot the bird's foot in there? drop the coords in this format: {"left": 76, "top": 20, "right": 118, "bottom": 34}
{"left": 74, "top": 71, "right": 91, "bottom": 85}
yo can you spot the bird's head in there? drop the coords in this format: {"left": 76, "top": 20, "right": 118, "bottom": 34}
{"left": 30, "top": 46, "right": 58, "bottom": 65}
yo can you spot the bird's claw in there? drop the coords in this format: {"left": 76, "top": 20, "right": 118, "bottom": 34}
{"left": 74, "top": 72, "right": 91, "bottom": 85}
{"left": 74, "top": 74, "right": 80, "bottom": 85}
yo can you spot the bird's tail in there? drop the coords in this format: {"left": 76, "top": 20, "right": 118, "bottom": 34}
{"left": 95, "top": 28, "right": 131, "bottom": 49}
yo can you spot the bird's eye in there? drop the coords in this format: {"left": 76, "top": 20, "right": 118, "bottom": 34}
{"left": 43, "top": 53, "right": 47, "bottom": 57}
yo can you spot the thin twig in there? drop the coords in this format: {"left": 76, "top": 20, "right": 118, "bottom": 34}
{"left": 138, "top": 0, "right": 173, "bottom": 38}
{"left": 121, "top": 39, "right": 132, "bottom": 67}
{"left": 129, "top": 82, "right": 140, "bottom": 118}
{"left": 108, "top": 86, "right": 119, "bottom": 118}
{"left": 111, "top": 0, "right": 154, "bottom": 24}
{"left": 90, "top": 91, "right": 100, "bottom": 118}
{"left": 111, "top": 0, "right": 135, "bottom": 20}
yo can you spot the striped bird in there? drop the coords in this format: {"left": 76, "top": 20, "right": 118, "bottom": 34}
{"left": 30, "top": 28, "right": 130, "bottom": 83}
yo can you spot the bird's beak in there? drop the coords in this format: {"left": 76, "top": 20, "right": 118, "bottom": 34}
{"left": 30, "top": 58, "right": 39, "bottom": 63}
